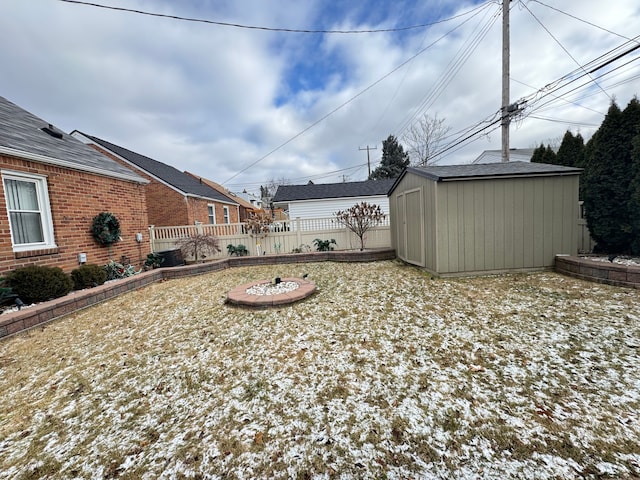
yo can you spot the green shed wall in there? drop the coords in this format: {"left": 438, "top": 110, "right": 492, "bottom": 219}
{"left": 390, "top": 172, "right": 579, "bottom": 276}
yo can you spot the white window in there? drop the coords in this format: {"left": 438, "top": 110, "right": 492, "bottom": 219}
{"left": 2, "top": 170, "right": 56, "bottom": 252}
{"left": 223, "top": 206, "right": 230, "bottom": 224}
{"left": 207, "top": 205, "right": 215, "bottom": 224}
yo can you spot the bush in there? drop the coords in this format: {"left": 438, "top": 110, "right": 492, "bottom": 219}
{"left": 227, "top": 244, "right": 248, "bottom": 256}
{"left": 313, "top": 238, "right": 337, "bottom": 251}
{"left": 0, "top": 276, "right": 16, "bottom": 306}
{"left": 71, "top": 264, "right": 108, "bottom": 290}
{"left": 144, "top": 252, "right": 164, "bottom": 269}
{"left": 103, "top": 260, "right": 140, "bottom": 281}
{"left": 7, "top": 265, "right": 74, "bottom": 303}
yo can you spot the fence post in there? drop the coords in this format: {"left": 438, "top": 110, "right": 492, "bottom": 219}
{"left": 295, "top": 217, "right": 302, "bottom": 246}
{"left": 148, "top": 225, "right": 156, "bottom": 252}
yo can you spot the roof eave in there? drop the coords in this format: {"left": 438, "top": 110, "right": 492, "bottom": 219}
{"left": 0, "top": 145, "right": 149, "bottom": 184}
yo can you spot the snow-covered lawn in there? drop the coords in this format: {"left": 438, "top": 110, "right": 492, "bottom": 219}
{"left": 1, "top": 260, "right": 639, "bottom": 479}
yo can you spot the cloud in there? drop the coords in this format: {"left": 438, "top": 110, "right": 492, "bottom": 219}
{"left": 0, "top": 0, "right": 638, "bottom": 192}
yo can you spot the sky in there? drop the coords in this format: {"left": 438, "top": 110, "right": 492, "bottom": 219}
{"left": 1, "top": 1, "right": 638, "bottom": 195}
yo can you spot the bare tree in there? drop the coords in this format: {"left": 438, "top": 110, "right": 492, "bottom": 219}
{"left": 176, "top": 234, "right": 221, "bottom": 262}
{"left": 402, "top": 113, "right": 451, "bottom": 166}
{"left": 334, "top": 202, "right": 386, "bottom": 251}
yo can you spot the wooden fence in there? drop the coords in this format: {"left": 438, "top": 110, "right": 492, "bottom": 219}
{"left": 149, "top": 217, "right": 391, "bottom": 260}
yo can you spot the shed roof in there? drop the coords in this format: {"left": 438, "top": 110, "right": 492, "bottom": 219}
{"left": 0, "top": 96, "right": 146, "bottom": 183}
{"left": 390, "top": 162, "right": 581, "bottom": 193}
{"left": 76, "top": 133, "right": 238, "bottom": 205}
{"left": 273, "top": 179, "right": 395, "bottom": 203}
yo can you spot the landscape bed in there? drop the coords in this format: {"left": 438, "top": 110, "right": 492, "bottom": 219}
{"left": 0, "top": 260, "right": 639, "bottom": 479}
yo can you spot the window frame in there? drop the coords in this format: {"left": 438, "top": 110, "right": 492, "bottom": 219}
{"left": 207, "top": 204, "right": 216, "bottom": 224}
{"left": 2, "top": 170, "right": 57, "bottom": 252}
{"left": 223, "top": 205, "right": 230, "bottom": 224}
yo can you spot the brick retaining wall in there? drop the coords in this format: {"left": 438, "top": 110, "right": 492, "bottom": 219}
{"left": 555, "top": 255, "right": 640, "bottom": 289}
{"left": 0, "top": 249, "right": 396, "bottom": 340}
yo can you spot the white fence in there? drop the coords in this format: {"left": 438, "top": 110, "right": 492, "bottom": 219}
{"left": 149, "top": 217, "right": 391, "bottom": 259}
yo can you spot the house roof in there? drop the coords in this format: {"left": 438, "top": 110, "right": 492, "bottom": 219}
{"left": 75, "top": 133, "right": 238, "bottom": 205}
{"left": 184, "top": 172, "right": 259, "bottom": 211}
{"left": 473, "top": 148, "right": 536, "bottom": 164}
{"left": 390, "top": 162, "right": 582, "bottom": 193}
{"left": 272, "top": 179, "right": 396, "bottom": 203}
{"left": 0, "top": 96, "right": 146, "bottom": 183}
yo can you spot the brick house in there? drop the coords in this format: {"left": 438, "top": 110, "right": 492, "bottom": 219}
{"left": 0, "top": 96, "right": 149, "bottom": 275}
{"left": 72, "top": 133, "right": 240, "bottom": 227}
{"left": 184, "top": 172, "right": 261, "bottom": 222}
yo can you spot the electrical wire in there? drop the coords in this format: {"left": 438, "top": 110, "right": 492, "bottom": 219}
{"left": 222, "top": 3, "right": 494, "bottom": 185}
{"left": 393, "top": 4, "right": 501, "bottom": 140}
{"left": 529, "top": 0, "right": 638, "bottom": 43}
{"left": 56, "top": 0, "right": 492, "bottom": 34}
{"left": 520, "top": 1, "right": 612, "bottom": 101}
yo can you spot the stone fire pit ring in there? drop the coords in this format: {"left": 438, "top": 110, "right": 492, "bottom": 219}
{"left": 226, "top": 277, "right": 316, "bottom": 307}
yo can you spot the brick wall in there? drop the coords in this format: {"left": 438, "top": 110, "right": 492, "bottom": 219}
{"left": 0, "top": 155, "right": 149, "bottom": 275}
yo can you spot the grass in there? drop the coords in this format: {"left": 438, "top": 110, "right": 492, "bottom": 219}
{"left": 0, "top": 260, "right": 639, "bottom": 479}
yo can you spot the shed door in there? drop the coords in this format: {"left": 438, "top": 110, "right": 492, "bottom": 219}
{"left": 396, "top": 189, "right": 425, "bottom": 266}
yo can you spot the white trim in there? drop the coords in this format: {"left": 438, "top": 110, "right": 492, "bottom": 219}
{"left": 2, "top": 169, "right": 57, "bottom": 252}
{"left": 0, "top": 145, "right": 148, "bottom": 184}
{"left": 207, "top": 204, "right": 216, "bottom": 224}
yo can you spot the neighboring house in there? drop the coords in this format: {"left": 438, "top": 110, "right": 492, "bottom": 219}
{"left": 72, "top": 133, "right": 240, "bottom": 227}
{"left": 184, "top": 172, "right": 260, "bottom": 222}
{"left": 473, "top": 148, "right": 537, "bottom": 164}
{"left": 238, "top": 190, "right": 264, "bottom": 210}
{"left": 272, "top": 179, "right": 395, "bottom": 220}
{"left": 388, "top": 162, "right": 582, "bottom": 277}
{"left": 0, "top": 96, "right": 149, "bottom": 274}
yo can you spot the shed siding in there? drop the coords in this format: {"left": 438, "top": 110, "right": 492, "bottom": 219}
{"left": 432, "top": 175, "right": 578, "bottom": 275}
{"left": 288, "top": 195, "right": 389, "bottom": 220}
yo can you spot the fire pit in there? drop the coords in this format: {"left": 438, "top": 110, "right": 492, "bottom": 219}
{"left": 226, "top": 277, "right": 316, "bottom": 307}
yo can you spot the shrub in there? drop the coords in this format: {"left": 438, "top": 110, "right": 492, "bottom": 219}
{"left": 6, "top": 265, "right": 73, "bottom": 303}
{"left": 0, "top": 276, "right": 16, "bottom": 306}
{"left": 227, "top": 244, "right": 248, "bottom": 256}
{"left": 71, "top": 264, "right": 108, "bottom": 290}
{"left": 103, "top": 260, "right": 140, "bottom": 281}
{"left": 144, "top": 252, "right": 164, "bottom": 269}
{"left": 313, "top": 238, "right": 337, "bottom": 251}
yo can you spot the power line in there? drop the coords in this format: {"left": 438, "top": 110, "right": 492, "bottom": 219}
{"left": 520, "top": 1, "right": 612, "bottom": 101}
{"left": 393, "top": 4, "right": 500, "bottom": 139}
{"left": 222, "top": 3, "right": 492, "bottom": 185}
{"left": 529, "top": 0, "right": 638, "bottom": 43}
{"left": 56, "top": 0, "right": 490, "bottom": 34}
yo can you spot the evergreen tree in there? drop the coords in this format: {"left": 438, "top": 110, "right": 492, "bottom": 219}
{"left": 530, "top": 144, "right": 546, "bottom": 163}
{"left": 530, "top": 144, "right": 556, "bottom": 164}
{"left": 629, "top": 132, "right": 640, "bottom": 254}
{"left": 556, "top": 130, "right": 585, "bottom": 167}
{"left": 369, "top": 135, "right": 410, "bottom": 180}
{"left": 583, "top": 101, "right": 633, "bottom": 252}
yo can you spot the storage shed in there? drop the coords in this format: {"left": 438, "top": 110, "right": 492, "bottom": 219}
{"left": 388, "top": 162, "right": 581, "bottom": 277}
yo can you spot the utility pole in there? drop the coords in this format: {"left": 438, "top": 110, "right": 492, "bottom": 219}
{"left": 359, "top": 145, "right": 377, "bottom": 177}
{"left": 501, "top": 0, "right": 511, "bottom": 162}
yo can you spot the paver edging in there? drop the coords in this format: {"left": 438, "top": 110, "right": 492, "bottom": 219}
{"left": 0, "top": 248, "right": 395, "bottom": 340}
{"left": 555, "top": 254, "right": 640, "bottom": 289}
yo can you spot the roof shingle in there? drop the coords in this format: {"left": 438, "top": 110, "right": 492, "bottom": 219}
{"left": 78, "top": 134, "right": 237, "bottom": 204}
{"left": 273, "top": 179, "right": 395, "bottom": 203}
{"left": 0, "top": 96, "right": 145, "bottom": 183}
